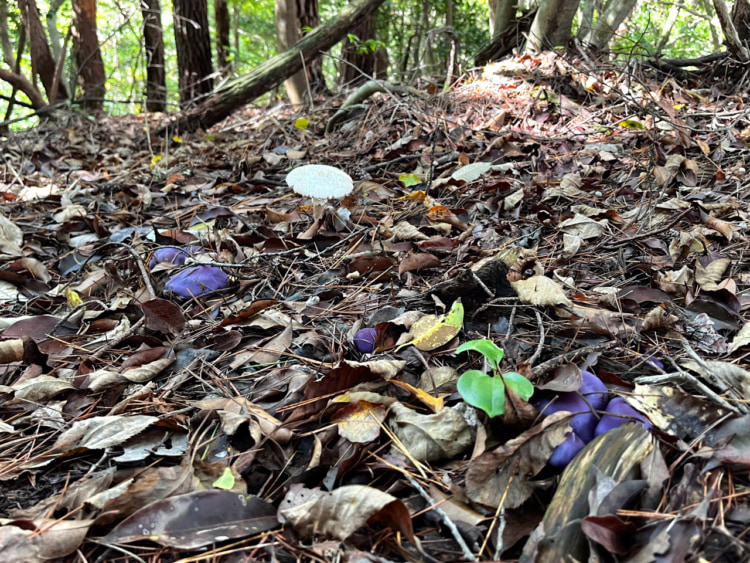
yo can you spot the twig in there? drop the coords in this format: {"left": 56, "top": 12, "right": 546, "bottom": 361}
{"left": 528, "top": 309, "right": 545, "bottom": 365}
{"left": 401, "top": 472, "right": 476, "bottom": 561}
{"left": 531, "top": 341, "right": 619, "bottom": 378}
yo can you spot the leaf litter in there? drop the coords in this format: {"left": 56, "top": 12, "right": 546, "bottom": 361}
{"left": 0, "top": 50, "right": 750, "bottom": 560}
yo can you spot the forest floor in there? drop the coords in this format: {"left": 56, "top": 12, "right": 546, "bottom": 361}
{"left": 1, "top": 49, "right": 750, "bottom": 562}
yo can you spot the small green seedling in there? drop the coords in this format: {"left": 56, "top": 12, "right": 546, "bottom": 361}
{"left": 455, "top": 339, "right": 534, "bottom": 417}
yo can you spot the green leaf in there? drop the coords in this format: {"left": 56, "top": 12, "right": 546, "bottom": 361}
{"left": 455, "top": 339, "right": 504, "bottom": 370}
{"left": 212, "top": 467, "right": 235, "bottom": 490}
{"left": 619, "top": 119, "right": 645, "bottom": 130}
{"left": 457, "top": 370, "right": 506, "bottom": 417}
{"left": 502, "top": 372, "right": 534, "bottom": 401}
{"left": 399, "top": 173, "right": 422, "bottom": 187}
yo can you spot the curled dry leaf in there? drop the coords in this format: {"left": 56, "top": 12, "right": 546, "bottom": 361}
{"left": 278, "top": 484, "right": 414, "bottom": 543}
{"left": 388, "top": 402, "right": 471, "bottom": 462}
{"left": 0, "top": 519, "right": 92, "bottom": 562}
{"left": 465, "top": 411, "right": 572, "bottom": 509}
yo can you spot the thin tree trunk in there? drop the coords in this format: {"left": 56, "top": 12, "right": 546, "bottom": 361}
{"left": 587, "top": 0, "right": 637, "bottom": 50}
{"left": 578, "top": 0, "right": 596, "bottom": 44}
{"left": 18, "top": 0, "right": 68, "bottom": 101}
{"left": 160, "top": 0, "right": 385, "bottom": 134}
{"left": 173, "top": 0, "right": 214, "bottom": 108}
{"left": 0, "top": 0, "right": 15, "bottom": 67}
{"left": 72, "top": 0, "right": 106, "bottom": 110}
{"left": 46, "top": 0, "right": 65, "bottom": 60}
{"left": 699, "top": 0, "right": 721, "bottom": 50}
{"left": 488, "top": 0, "right": 497, "bottom": 37}
{"left": 525, "top": 0, "right": 580, "bottom": 53}
{"left": 276, "top": 0, "right": 308, "bottom": 103}
{"left": 297, "top": 0, "right": 329, "bottom": 94}
{"left": 654, "top": 1, "right": 681, "bottom": 55}
{"left": 141, "top": 0, "right": 167, "bottom": 111}
{"left": 215, "top": 0, "right": 231, "bottom": 75}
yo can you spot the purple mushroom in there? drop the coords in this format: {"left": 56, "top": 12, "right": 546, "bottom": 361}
{"left": 594, "top": 397, "right": 651, "bottom": 437}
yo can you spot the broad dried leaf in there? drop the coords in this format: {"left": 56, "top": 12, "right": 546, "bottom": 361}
{"left": 388, "top": 402, "right": 471, "bottom": 462}
{"left": 512, "top": 275, "right": 572, "bottom": 307}
{"left": 279, "top": 484, "right": 414, "bottom": 543}
{"left": 53, "top": 415, "right": 158, "bottom": 453}
{"left": 331, "top": 400, "right": 386, "bottom": 443}
{"left": 104, "top": 491, "right": 278, "bottom": 549}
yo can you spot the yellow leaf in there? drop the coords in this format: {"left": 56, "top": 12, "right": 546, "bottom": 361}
{"left": 398, "top": 300, "right": 464, "bottom": 352}
{"left": 172, "top": 135, "right": 183, "bottom": 143}
{"left": 391, "top": 380, "right": 444, "bottom": 412}
{"left": 294, "top": 117, "right": 309, "bottom": 130}
{"left": 398, "top": 190, "right": 426, "bottom": 201}
{"left": 66, "top": 287, "right": 83, "bottom": 308}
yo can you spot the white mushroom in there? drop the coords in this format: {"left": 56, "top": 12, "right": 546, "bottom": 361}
{"left": 286, "top": 164, "right": 354, "bottom": 219}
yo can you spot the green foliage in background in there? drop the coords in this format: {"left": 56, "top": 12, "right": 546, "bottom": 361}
{"left": 0, "top": 0, "right": 734, "bottom": 126}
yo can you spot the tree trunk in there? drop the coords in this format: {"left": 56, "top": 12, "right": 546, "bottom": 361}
{"left": 173, "top": 0, "right": 214, "bottom": 108}
{"left": 732, "top": 0, "right": 750, "bottom": 44}
{"left": 654, "top": 0, "right": 681, "bottom": 55}
{"left": 340, "top": 11, "right": 376, "bottom": 85}
{"left": 141, "top": 0, "right": 167, "bottom": 112}
{"left": 215, "top": 0, "right": 231, "bottom": 75}
{"left": 0, "top": 0, "right": 15, "bottom": 68}
{"left": 160, "top": 0, "right": 385, "bottom": 135}
{"left": 494, "top": 0, "right": 517, "bottom": 38}
{"left": 46, "top": 0, "right": 66, "bottom": 61}
{"left": 276, "top": 0, "right": 308, "bottom": 103}
{"left": 72, "top": 0, "right": 106, "bottom": 110}
{"left": 18, "top": 0, "right": 68, "bottom": 101}
{"left": 586, "top": 0, "right": 637, "bottom": 50}
{"left": 577, "top": 0, "right": 597, "bottom": 44}
{"left": 488, "top": 0, "right": 497, "bottom": 37}
{"left": 525, "top": 0, "right": 581, "bottom": 53}
{"left": 297, "top": 0, "right": 329, "bottom": 94}
{"left": 713, "top": 0, "right": 749, "bottom": 60}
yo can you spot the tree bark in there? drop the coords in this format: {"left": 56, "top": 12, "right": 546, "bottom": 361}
{"left": 732, "top": 0, "right": 750, "bottom": 44}
{"left": 173, "top": 0, "right": 214, "bottom": 108}
{"left": 340, "top": 11, "right": 376, "bottom": 85}
{"left": 215, "top": 0, "right": 231, "bottom": 75}
{"left": 713, "top": 0, "right": 749, "bottom": 60}
{"left": 586, "top": 0, "right": 637, "bottom": 50}
{"left": 525, "top": 0, "right": 581, "bottom": 53}
{"left": 297, "top": 0, "right": 329, "bottom": 94}
{"left": 276, "top": 0, "right": 308, "bottom": 103}
{"left": 0, "top": 0, "right": 17, "bottom": 67}
{"left": 577, "top": 0, "right": 597, "bottom": 44}
{"left": 141, "top": 0, "right": 167, "bottom": 112}
{"left": 18, "top": 0, "right": 68, "bottom": 101}
{"left": 493, "top": 0, "right": 517, "bottom": 39}
{"left": 0, "top": 68, "right": 46, "bottom": 109}
{"left": 159, "top": 0, "right": 385, "bottom": 135}
{"left": 72, "top": 0, "right": 106, "bottom": 110}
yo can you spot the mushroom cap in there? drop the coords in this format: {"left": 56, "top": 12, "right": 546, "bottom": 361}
{"left": 286, "top": 164, "right": 354, "bottom": 199}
